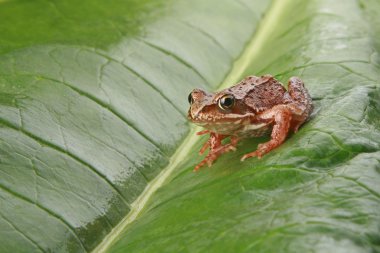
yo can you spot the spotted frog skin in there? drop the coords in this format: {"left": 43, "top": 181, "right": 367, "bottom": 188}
{"left": 188, "top": 75, "right": 313, "bottom": 171}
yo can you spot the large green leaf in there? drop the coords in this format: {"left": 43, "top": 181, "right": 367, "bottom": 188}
{"left": 101, "top": 0, "right": 380, "bottom": 252}
{"left": 0, "top": 0, "right": 379, "bottom": 253}
{"left": 0, "top": 0, "right": 270, "bottom": 252}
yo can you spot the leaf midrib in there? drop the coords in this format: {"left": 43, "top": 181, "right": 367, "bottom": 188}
{"left": 92, "top": 0, "right": 290, "bottom": 251}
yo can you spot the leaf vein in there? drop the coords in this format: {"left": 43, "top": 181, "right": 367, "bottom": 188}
{"left": 0, "top": 185, "right": 87, "bottom": 252}
{"left": 0, "top": 117, "right": 131, "bottom": 208}
{"left": 0, "top": 212, "right": 46, "bottom": 253}
{"left": 85, "top": 47, "right": 186, "bottom": 118}
{"left": 138, "top": 39, "right": 210, "bottom": 85}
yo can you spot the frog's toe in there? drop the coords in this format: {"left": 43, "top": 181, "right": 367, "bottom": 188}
{"left": 193, "top": 154, "right": 217, "bottom": 171}
{"left": 199, "top": 141, "right": 210, "bottom": 155}
{"left": 241, "top": 148, "right": 268, "bottom": 161}
{"left": 241, "top": 152, "right": 258, "bottom": 161}
{"left": 194, "top": 161, "right": 206, "bottom": 172}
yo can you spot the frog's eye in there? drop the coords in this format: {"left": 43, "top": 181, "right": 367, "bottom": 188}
{"left": 218, "top": 94, "right": 235, "bottom": 110}
{"left": 188, "top": 92, "right": 194, "bottom": 105}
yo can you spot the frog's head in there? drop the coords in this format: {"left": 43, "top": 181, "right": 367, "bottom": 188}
{"left": 187, "top": 87, "right": 252, "bottom": 133}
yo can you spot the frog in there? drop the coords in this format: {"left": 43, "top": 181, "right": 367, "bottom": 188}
{"left": 187, "top": 74, "right": 313, "bottom": 171}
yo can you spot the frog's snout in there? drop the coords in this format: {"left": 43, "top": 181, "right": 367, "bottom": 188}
{"left": 187, "top": 88, "right": 210, "bottom": 121}
{"left": 188, "top": 105, "right": 202, "bottom": 121}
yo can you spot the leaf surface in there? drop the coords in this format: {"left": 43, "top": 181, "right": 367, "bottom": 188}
{"left": 0, "top": 0, "right": 270, "bottom": 252}
{"left": 1, "top": 0, "right": 380, "bottom": 252}
{"left": 103, "top": 0, "right": 380, "bottom": 252}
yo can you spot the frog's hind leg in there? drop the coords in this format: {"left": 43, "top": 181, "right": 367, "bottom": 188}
{"left": 241, "top": 106, "right": 291, "bottom": 161}
{"left": 287, "top": 77, "right": 313, "bottom": 132}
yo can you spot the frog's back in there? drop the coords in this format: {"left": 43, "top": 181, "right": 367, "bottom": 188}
{"left": 240, "top": 75, "right": 287, "bottom": 113}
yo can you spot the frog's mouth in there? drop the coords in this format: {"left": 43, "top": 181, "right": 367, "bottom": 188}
{"left": 189, "top": 110, "right": 247, "bottom": 123}
{"left": 189, "top": 109, "right": 246, "bottom": 123}
{"left": 202, "top": 122, "right": 245, "bottom": 135}
{"left": 194, "top": 119, "right": 270, "bottom": 136}
{"left": 191, "top": 117, "right": 248, "bottom": 134}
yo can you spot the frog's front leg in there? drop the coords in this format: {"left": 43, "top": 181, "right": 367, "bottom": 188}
{"left": 196, "top": 130, "right": 227, "bottom": 155}
{"left": 241, "top": 105, "right": 291, "bottom": 161}
{"left": 194, "top": 133, "right": 238, "bottom": 171}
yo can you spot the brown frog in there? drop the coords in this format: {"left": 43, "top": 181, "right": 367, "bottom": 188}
{"left": 187, "top": 75, "right": 313, "bottom": 171}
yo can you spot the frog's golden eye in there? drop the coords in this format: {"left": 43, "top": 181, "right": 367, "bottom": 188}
{"left": 218, "top": 94, "right": 235, "bottom": 110}
{"left": 188, "top": 92, "right": 194, "bottom": 105}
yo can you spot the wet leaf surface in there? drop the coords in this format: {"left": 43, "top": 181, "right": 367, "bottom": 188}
{"left": 0, "top": 0, "right": 269, "bottom": 252}
{"left": 1, "top": 0, "right": 379, "bottom": 252}
{"left": 105, "top": 1, "right": 380, "bottom": 253}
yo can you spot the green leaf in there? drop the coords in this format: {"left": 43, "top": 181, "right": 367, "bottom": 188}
{"left": 1, "top": 0, "right": 379, "bottom": 253}
{"left": 0, "top": 0, "right": 270, "bottom": 252}
{"left": 101, "top": 0, "right": 380, "bottom": 252}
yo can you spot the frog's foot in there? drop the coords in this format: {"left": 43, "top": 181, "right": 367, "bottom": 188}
{"left": 194, "top": 144, "right": 237, "bottom": 171}
{"left": 198, "top": 133, "right": 227, "bottom": 155}
{"left": 194, "top": 153, "right": 218, "bottom": 172}
{"left": 194, "top": 137, "right": 239, "bottom": 171}
{"left": 241, "top": 142, "right": 273, "bottom": 161}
